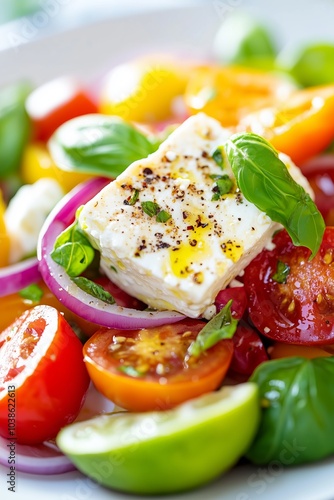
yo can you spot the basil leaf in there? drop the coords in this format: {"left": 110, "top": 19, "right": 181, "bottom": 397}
{"left": 51, "top": 219, "right": 95, "bottom": 277}
{"left": 49, "top": 114, "right": 159, "bottom": 178}
{"left": 72, "top": 276, "right": 115, "bottom": 305}
{"left": 272, "top": 260, "right": 290, "bottom": 284}
{"left": 19, "top": 283, "right": 43, "bottom": 302}
{"left": 248, "top": 356, "right": 334, "bottom": 465}
{"left": 156, "top": 210, "right": 171, "bottom": 223}
{"left": 210, "top": 174, "right": 234, "bottom": 200}
{"left": 141, "top": 201, "right": 160, "bottom": 217}
{"left": 0, "top": 82, "right": 32, "bottom": 179}
{"left": 187, "top": 300, "right": 237, "bottom": 358}
{"left": 225, "top": 133, "right": 325, "bottom": 258}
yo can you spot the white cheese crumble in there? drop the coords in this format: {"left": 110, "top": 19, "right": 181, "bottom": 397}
{"left": 79, "top": 113, "right": 313, "bottom": 318}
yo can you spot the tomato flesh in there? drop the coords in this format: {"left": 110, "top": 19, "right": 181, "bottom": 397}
{"left": 0, "top": 305, "right": 90, "bottom": 444}
{"left": 83, "top": 319, "right": 234, "bottom": 411}
{"left": 244, "top": 228, "right": 334, "bottom": 345}
{"left": 229, "top": 321, "right": 268, "bottom": 376}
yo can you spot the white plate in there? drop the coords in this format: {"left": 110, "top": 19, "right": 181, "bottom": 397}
{"left": 1, "top": 1, "right": 334, "bottom": 499}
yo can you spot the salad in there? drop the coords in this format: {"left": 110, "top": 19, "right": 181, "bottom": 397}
{"left": 1, "top": 9, "right": 334, "bottom": 497}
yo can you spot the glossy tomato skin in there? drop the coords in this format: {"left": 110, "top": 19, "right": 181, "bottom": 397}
{"left": 215, "top": 286, "right": 248, "bottom": 319}
{"left": 229, "top": 321, "right": 268, "bottom": 376}
{"left": 0, "top": 305, "right": 90, "bottom": 444}
{"left": 244, "top": 228, "right": 334, "bottom": 345}
{"left": 83, "top": 319, "right": 234, "bottom": 412}
{"left": 26, "top": 76, "right": 97, "bottom": 141}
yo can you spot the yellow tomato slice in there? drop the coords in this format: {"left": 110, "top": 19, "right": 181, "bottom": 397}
{"left": 0, "top": 192, "right": 10, "bottom": 267}
{"left": 99, "top": 57, "right": 188, "bottom": 123}
{"left": 184, "top": 64, "right": 293, "bottom": 127}
{"left": 240, "top": 84, "right": 334, "bottom": 164}
{"left": 20, "top": 142, "right": 91, "bottom": 192}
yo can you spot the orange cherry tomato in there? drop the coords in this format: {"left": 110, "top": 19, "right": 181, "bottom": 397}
{"left": 0, "top": 305, "right": 90, "bottom": 444}
{"left": 26, "top": 76, "right": 97, "bottom": 141}
{"left": 268, "top": 342, "right": 334, "bottom": 360}
{"left": 83, "top": 319, "right": 234, "bottom": 412}
{"left": 240, "top": 84, "right": 334, "bottom": 164}
{"left": 184, "top": 65, "right": 293, "bottom": 127}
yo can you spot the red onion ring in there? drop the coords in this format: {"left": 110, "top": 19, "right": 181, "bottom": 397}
{"left": 0, "top": 257, "right": 40, "bottom": 297}
{"left": 0, "top": 436, "right": 75, "bottom": 474}
{"left": 37, "top": 177, "right": 184, "bottom": 329}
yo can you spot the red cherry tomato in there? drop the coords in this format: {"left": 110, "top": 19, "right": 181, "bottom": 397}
{"left": 215, "top": 286, "right": 248, "bottom": 319}
{"left": 26, "top": 76, "right": 97, "bottom": 141}
{"left": 243, "top": 228, "right": 334, "bottom": 345}
{"left": 229, "top": 321, "right": 268, "bottom": 376}
{"left": 301, "top": 154, "right": 334, "bottom": 225}
{"left": 0, "top": 305, "right": 90, "bottom": 444}
{"left": 83, "top": 319, "right": 233, "bottom": 412}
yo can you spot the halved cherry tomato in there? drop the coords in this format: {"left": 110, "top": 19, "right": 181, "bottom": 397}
{"left": 184, "top": 65, "right": 293, "bottom": 127}
{"left": 243, "top": 228, "right": 334, "bottom": 345}
{"left": 230, "top": 321, "right": 268, "bottom": 376}
{"left": 0, "top": 305, "right": 90, "bottom": 444}
{"left": 215, "top": 286, "right": 248, "bottom": 319}
{"left": 268, "top": 342, "right": 334, "bottom": 360}
{"left": 240, "top": 85, "right": 334, "bottom": 164}
{"left": 301, "top": 154, "right": 334, "bottom": 225}
{"left": 83, "top": 319, "right": 234, "bottom": 412}
{"left": 25, "top": 76, "right": 97, "bottom": 141}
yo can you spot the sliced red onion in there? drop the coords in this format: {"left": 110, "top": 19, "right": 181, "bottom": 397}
{"left": 0, "top": 257, "right": 40, "bottom": 297}
{"left": 38, "top": 177, "right": 184, "bottom": 329}
{"left": 0, "top": 436, "right": 75, "bottom": 474}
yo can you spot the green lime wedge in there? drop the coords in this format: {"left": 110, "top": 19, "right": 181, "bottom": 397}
{"left": 56, "top": 383, "right": 259, "bottom": 495}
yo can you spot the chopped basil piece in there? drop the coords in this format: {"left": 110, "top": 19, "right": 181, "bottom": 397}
{"left": 212, "top": 147, "right": 225, "bottom": 168}
{"left": 72, "top": 276, "right": 115, "bottom": 305}
{"left": 127, "top": 189, "right": 139, "bottom": 206}
{"left": 187, "top": 300, "right": 238, "bottom": 358}
{"left": 19, "top": 283, "right": 43, "bottom": 302}
{"left": 272, "top": 260, "right": 290, "bottom": 284}
{"left": 141, "top": 201, "right": 160, "bottom": 217}
{"left": 211, "top": 174, "right": 234, "bottom": 200}
{"left": 156, "top": 210, "right": 171, "bottom": 223}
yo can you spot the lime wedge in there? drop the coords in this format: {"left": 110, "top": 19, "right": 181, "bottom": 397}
{"left": 57, "top": 383, "right": 259, "bottom": 495}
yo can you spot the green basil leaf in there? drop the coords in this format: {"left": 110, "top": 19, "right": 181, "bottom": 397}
{"left": 49, "top": 114, "right": 159, "bottom": 178}
{"left": 187, "top": 300, "right": 237, "bottom": 358}
{"left": 156, "top": 210, "right": 171, "bottom": 223}
{"left": 51, "top": 219, "right": 95, "bottom": 277}
{"left": 72, "top": 276, "right": 115, "bottom": 305}
{"left": 19, "top": 283, "right": 43, "bottom": 302}
{"left": 141, "top": 201, "right": 160, "bottom": 217}
{"left": 271, "top": 260, "right": 290, "bottom": 284}
{"left": 248, "top": 356, "right": 334, "bottom": 465}
{"left": 225, "top": 133, "right": 325, "bottom": 258}
{"left": 0, "top": 82, "right": 32, "bottom": 179}
{"left": 210, "top": 174, "right": 234, "bottom": 200}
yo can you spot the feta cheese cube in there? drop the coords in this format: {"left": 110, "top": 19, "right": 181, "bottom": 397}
{"left": 78, "top": 113, "right": 313, "bottom": 318}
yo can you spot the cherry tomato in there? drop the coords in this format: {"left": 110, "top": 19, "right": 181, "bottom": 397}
{"left": 0, "top": 305, "right": 90, "bottom": 444}
{"left": 268, "top": 342, "right": 334, "bottom": 360}
{"left": 20, "top": 142, "right": 92, "bottom": 193}
{"left": 99, "top": 57, "right": 187, "bottom": 123}
{"left": 301, "top": 154, "right": 334, "bottom": 225}
{"left": 243, "top": 228, "right": 334, "bottom": 345}
{"left": 25, "top": 76, "right": 97, "bottom": 141}
{"left": 215, "top": 286, "right": 248, "bottom": 319}
{"left": 230, "top": 321, "right": 268, "bottom": 376}
{"left": 241, "top": 84, "right": 334, "bottom": 164}
{"left": 83, "top": 319, "right": 234, "bottom": 412}
{"left": 184, "top": 65, "right": 293, "bottom": 127}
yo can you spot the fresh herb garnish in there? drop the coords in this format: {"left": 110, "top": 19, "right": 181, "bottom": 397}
{"left": 19, "top": 283, "right": 43, "bottom": 302}
{"left": 212, "top": 146, "right": 225, "bottom": 168}
{"left": 127, "top": 189, "right": 139, "bottom": 206}
{"left": 72, "top": 276, "right": 115, "bottom": 304}
{"left": 51, "top": 216, "right": 95, "bottom": 277}
{"left": 225, "top": 132, "right": 325, "bottom": 258}
{"left": 187, "top": 300, "right": 238, "bottom": 358}
{"left": 210, "top": 174, "right": 234, "bottom": 201}
{"left": 272, "top": 260, "right": 290, "bottom": 284}
{"left": 141, "top": 201, "right": 171, "bottom": 223}
{"left": 48, "top": 115, "right": 160, "bottom": 178}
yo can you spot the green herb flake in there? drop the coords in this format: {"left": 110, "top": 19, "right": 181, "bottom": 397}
{"left": 272, "top": 260, "right": 290, "bottom": 284}
{"left": 225, "top": 132, "right": 325, "bottom": 259}
{"left": 127, "top": 189, "right": 139, "bottom": 206}
{"left": 187, "top": 300, "right": 238, "bottom": 358}
{"left": 72, "top": 276, "right": 115, "bottom": 305}
{"left": 19, "top": 283, "right": 44, "bottom": 302}
{"left": 212, "top": 147, "right": 225, "bottom": 168}
{"left": 210, "top": 174, "right": 234, "bottom": 201}
{"left": 110, "top": 265, "right": 118, "bottom": 273}
{"left": 141, "top": 201, "right": 160, "bottom": 217}
{"left": 156, "top": 210, "right": 171, "bottom": 223}
{"left": 118, "top": 365, "right": 145, "bottom": 377}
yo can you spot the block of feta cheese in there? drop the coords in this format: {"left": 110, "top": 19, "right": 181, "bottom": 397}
{"left": 78, "top": 113, "right": 313, "bottom": 318}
